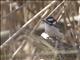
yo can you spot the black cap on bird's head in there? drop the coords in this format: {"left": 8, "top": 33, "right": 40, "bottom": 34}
{"left": 45, "top": 16, "right": 56, "bottom": 25}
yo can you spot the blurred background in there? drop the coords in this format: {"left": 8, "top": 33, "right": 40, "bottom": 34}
{"left": 0, "top": 0, "right": 80, "bottom": 60}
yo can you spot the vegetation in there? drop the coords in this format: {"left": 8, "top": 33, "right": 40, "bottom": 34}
{"left": 0, "top": 0, "right": 80, "bottom": 60}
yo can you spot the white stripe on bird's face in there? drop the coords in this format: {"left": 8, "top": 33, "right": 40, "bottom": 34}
{"left": 47, "top": 19, "right": 53, "bottom": 21}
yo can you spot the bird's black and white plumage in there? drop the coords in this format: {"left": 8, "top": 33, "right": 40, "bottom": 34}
{"left": 44, "top": 16, "right": 64, "bottom": 40}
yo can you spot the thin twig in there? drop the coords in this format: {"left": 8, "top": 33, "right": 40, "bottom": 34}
{"left": 47, "top": 1, "right": 64, "bottom": 18}
{"left": 30, "top": 9, "right": 50, "bottom": 34}
{"left": 10, "top": 40, "right": 26, "bottom": 60}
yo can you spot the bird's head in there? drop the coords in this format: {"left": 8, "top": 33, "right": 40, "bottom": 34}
{"left": 45, "top": 16, "right": 56, "bottom": 25}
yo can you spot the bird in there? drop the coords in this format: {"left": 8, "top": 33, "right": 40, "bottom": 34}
{"left": 43, "top": 16, "right": 64, "bottom": 41}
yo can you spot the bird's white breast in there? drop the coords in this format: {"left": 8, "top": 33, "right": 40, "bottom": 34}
{"left": 45, "top": 23, "right": 64, "bottom": 39}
